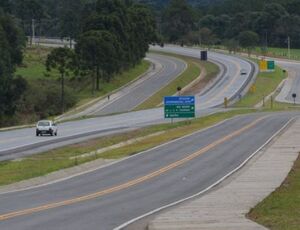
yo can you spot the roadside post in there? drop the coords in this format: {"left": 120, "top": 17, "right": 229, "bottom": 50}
{"left": 270, "top": 96, "right": 273, "bottom": 109}
{"left": 164, "top": 96, "right": 195, "bottom": 123}
{"left": 224, "top": 97, "right": 228, "bottom": 108}
{"left": 177, "top": 86, "right": 182, "bottom": 96}
{"left": 292, "top": 93, "right": 297, "bottom": 105}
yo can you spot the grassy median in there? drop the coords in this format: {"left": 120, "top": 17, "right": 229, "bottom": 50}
{"left": 0, "top": 109, "right": 255, "bottom": 186}
{"left": 136, "top": 52, "right": 219, "bottom": 110}
{"left": 235, "top": 64, "right": 286, "bottom": 108}
{"left": 248, "top": 154, "right": 300, "bottom": 230}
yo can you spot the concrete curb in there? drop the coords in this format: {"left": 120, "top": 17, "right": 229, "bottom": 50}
{"left": 56, "top": 57, "right": 160, "bottom": 121}
{"left": 147, "top": 118, "right": 300, "bottom": 230}
{"left": 254, "top": 79, "right": 286, "bottom": 108}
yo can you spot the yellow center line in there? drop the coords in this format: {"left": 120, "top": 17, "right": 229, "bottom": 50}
{"left": 0, "top": 116, "right": 267, "bottom": 221}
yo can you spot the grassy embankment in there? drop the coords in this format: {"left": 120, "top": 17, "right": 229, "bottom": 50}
{"left": 229, "top": 53, "right": 300, "bottom": 229}
{"left": 16, "top": 46, "right": 150, "bottom": 106}
{"left": 254, "top": 47, "right": 300, "bottom": 61}
{"left": 0, "top": 50, "right": 225, "bottom": 186}
{"left": 0, "top": 109, "right": 255, "bottom": 186}
{"left": 136, "top": 52, "right": 219, "bottom": 110}
{"left": 248, "top": 155, "right": 300, "bottom": 230}
{"left": 234, "top": 63, "right": 288, "bottom": 109}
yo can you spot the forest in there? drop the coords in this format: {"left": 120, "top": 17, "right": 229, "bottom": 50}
{"left": 0, "top": 0, "right": 300, "bottom": 126}
{"left": 0, "top": 0, "right": 157, "bottom": 126}
{"left": 156, "top": 0, "right": 300, "bottom": 49}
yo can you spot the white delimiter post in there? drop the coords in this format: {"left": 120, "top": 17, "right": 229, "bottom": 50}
{"left": 31, "top": 19, "right": 35, "bottom": 46}
{"left": 288, "top": 36, "right": 291, "bottom": 59}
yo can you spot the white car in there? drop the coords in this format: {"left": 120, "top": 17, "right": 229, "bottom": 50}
{"left": 36, "top": 120, "right": 58, "bottom": 136}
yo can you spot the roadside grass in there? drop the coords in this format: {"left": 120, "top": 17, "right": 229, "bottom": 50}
{"left": 16, "top": 46, "right": 59, "bottom": 79}
{"left": 0, "top": 109, "right": 255, "bottom": 186}
{"left": 254, "top": 47, "right": 300, "bottom": 61}
{"left": 136, "top": 52, "right": 219, "bottom": 110}
{"left": 15, "top": 46, "right": 150, "bottom": 113}
{"left": 234, "top": 65, "right": 286, "bottom": 108}
{"left": 73, "top": 60, "right": 150, "bottom": 101}
{"left": 248, "top": 154, "right": 300, "bottom": 230}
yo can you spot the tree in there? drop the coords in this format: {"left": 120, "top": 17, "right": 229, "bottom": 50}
{"left": 127, "top": 3, "right": 157, "bottom": 63}
{"left": 238, "top": 30, "right": 259, "bottom": 56}
{"left": 46, "top": 48, "right": 76, "bottom": 113}
{"left": 76, "top": 30, "right": 122, "bottom": 93}
{"left": 15, "top": 0, "right": 45, "bottom": 38}
{"left": 0, "top": 11, "right": 26, "bottom": 124}
{"left": 224, "top": 39, "right": 239, "bottom": 54}
{"left": 0, "top": 0, "right": 12, "bottom": 13}
{"left": 199, "top": 27, "right": 218, "bottom": 47}
{"left": 162, "top": 0, "right": 195, "bottom": 42}
{"left": 83, "top": 0, "right": 157, "bottom": 72}
{"left": 58, "top": 0, "right": 83, "bottom": 48}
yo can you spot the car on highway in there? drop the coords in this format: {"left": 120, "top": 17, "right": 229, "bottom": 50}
{"left": 240, "top": 69, "right": 247, "bottom": 75}
{"left": 36, "top": 120, "right": 58, "bottom": 136}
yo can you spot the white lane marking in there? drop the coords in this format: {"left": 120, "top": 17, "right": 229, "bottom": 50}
{"left": 0, "top": 114, "right": 247, "bottom": 195}
{"left": 114, "top": 117, "right": 295, "bottom": 230}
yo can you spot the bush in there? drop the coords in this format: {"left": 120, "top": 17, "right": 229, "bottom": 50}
{"left": 17, "top": 80, "right": 78, "bottom": 120}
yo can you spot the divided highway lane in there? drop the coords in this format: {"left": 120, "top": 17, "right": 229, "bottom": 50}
{"left": 60, "top": 53, "right": 187, "bottom": 119}
{"left": 0, "top": 108, "right": 165, "bottom": 161}
{"left": 151, "top": 45, "right": 257, "bottom": 108}
{"left": 0, "top": 108, "right": 222, "bottom": 161}
{"left": 90, "top": 54, "right": 186, "bottom": 116}
{"left": 276, "top": 60, "right": 300, "bottom": 104}
{"left": 0, "top": 46, "right": 254, "bottom": 160}
{"left": 0, "top": 112, "right": 297, "bottom": 230}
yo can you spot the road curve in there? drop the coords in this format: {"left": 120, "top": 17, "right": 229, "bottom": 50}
{"left": 0, "top": 46, "right": 256, "bottom": 160}
{"left": 60, "top": 53, "right": 187, "bottom": 120}
{"left": 0, "top": 112, "right": 298, "bottom": 230}
{"left": 151, "top": 45, "right": 258, "bottom": 108}
{"left": 91, "top": 54, "right": 186, "bottom": 116}
{"left": 276, "top": 60, "right": 300, "bottom": 104}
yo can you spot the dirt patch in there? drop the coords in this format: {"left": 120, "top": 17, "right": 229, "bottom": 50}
{"left": 182, "top": 61, "right": 218, "bottom": 96}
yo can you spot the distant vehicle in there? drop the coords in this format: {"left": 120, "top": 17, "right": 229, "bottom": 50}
{"left": 36, "top": 120, "right": 58, "bottom": 136}
{"left": 240, "top": 69, "right": 247, "bottom": 75}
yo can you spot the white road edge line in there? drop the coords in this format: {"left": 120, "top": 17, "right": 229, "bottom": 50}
{"left": 113, "top": 116, "right": 296, "bottom": 230}
{"left": 0, "top": 113, "right": 246, "bottom": 195}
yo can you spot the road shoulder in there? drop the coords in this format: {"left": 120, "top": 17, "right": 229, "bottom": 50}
{"left": 147, "top": 118, "right": 300, "bottom": 230}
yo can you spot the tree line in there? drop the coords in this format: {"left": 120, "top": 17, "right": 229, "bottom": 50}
{"left": 0, "top": 9, "right": 26, "bottom": 126}
{"left": 47, "top": 0, "right": 157, "bottom": 112}
{"left": 155, "top": 0, "right": 300, "bottom": 50}
{"left": 0, "top": 0, "right": 157, "bottom": 126}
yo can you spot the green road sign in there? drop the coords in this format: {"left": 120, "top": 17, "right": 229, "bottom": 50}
{"left": 267, "top": 60, "right": 275, "bottom": 70}
{"left": 164, "top": 96, "right": 195, "bottom": 118}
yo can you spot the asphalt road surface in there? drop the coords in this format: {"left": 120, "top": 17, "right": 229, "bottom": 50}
{"left": 276, "top": 60, "right": 300, "bottom": 104}
{"left": 151, "top": 45, "right": 257, "bottom": 109}
{"left": 90, "top": 54, "right": 186, "bottom": 116}
{"left": 59, "top": 53, "right": 187, "bottom": 119}
{"left": 0, "top": 112, "right": 297, "bottom": 230}
{"left": 0, "top": 46, "right": 256, "bottom": 160}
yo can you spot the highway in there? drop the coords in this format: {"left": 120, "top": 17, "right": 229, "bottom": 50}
{"left": 0, "top": 112, "right": 297, "bottom": 230}
{"left": 78, "top": 53, "right": 187, "bottom": 116}
{"left": 0, "top": 46, "right": 255, "bottom": 160}
{"left": 276, "top": 60, "right": 300, "bottom": 104}
{"left": 151, "top": 46, "right": 257, "bottom": 108}
{"left": 1, "top": 45, "right": 299, "bottom": 230}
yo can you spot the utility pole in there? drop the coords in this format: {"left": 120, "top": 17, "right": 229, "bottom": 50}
{"left": 287, "top": 36, "right": 291, "bottom": 59}
{"left": 31, "top": 19, "right": 35, "bottom": 46}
